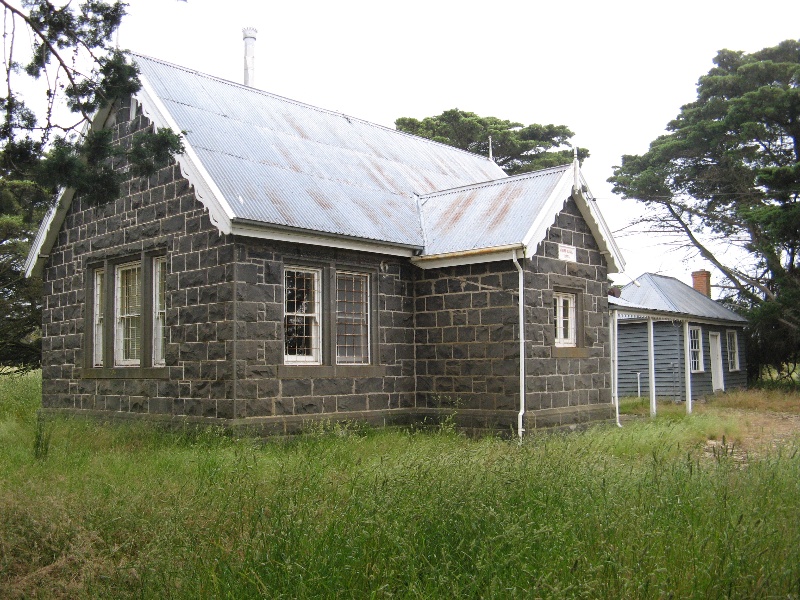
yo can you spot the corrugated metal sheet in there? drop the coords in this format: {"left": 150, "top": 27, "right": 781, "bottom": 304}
{"left": 419, "top": 165, "right": 570, "bottom": 256}
{"left": 618, "top": 273, "right": 746, "bottom": 323}
{"left": 133, "top": 54, "right": 506, "bottom": 247}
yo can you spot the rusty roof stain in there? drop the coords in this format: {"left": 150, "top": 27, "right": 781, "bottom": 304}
{"left": 131, "top": 55, "right": 617, "bottom": 259}
{"left": 419, "top": 165, "right": 571, "bottom": 256}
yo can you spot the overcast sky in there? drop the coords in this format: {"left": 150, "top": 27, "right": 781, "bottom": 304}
{"left": 117, "top": 0, "right": 800, "bottom": 290}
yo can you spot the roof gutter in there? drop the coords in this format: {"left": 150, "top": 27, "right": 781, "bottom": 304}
{"left": 229, "top": 218, "right": 421, "bottom": 257}
{"left": 411, "top": 243, "right": 525, "bottom": 270}
{"left": 608, "top": 303, "right": 747, "bottom": 326}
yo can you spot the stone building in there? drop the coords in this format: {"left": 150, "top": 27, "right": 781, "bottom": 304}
{"left": 25, "top": 54, "right": 625, "bottom": 436}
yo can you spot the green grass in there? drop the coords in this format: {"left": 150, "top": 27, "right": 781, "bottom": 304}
{"left": 2, "top": 374, "right": 800, "bottom": 598}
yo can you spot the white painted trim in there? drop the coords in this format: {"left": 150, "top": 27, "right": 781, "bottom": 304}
{"left": 521, "top": 169, "right": 573, "bottom": 254}
{"left": 283, "top": 266, "right": 322, "bottom": 365}
{"left": 152, "top": 256, "right": 167, "bottom": 366}
{"left": 114, "top": 261, "right": 142, "bottom": 367}
{"left": 683, "top": 320, "right": 692, "bottom": 413}
{"left": 614, "top": 311, "right": 745, "bottom": 327}
{"left": 411, "top": 245, "right": 523, "bottom": 270}
{"left": 93, "top": 268, "right": 105, "bottom": 367}
{"left": 709, "top": 331, "right": 725, "bottom": 392}
{"left": 647, "top": 317, "right": 656, "bottom": 417}
{"left": 24, "top": 103, "right": 114, "bottom": 278}
{"left": 517, "top": 167, "right": 625, "bottom": 274}
{"left": 610, "top": 309, "right": 622, "bottom": 427}
{"left": 24, "top": 193, "right": 66, "bottom": 278}
{"left": 229, "top": 221, "right": 417, "bottom": 258}
{"left": 553, "top": 291, "right": 577, "bottom": 347}
{"left": 512, "top": 250, "right": 525, "bottom": 440}
{"left": 726, "top": 329, "right": 740, "bottom": 372}
{"left": 689, "top": 326, "right": 704, "bottom": 373}
{"left": 134, "top": 78, "right": 235, "bottom": 234}
{"left": 574, "top": 171, "right": 626, "bottom": 273}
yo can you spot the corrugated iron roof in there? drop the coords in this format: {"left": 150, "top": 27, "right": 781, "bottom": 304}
{"left": 419, "top": 165, "right": 570, "bottom": 256}
{"left": 133, "top": 54, "right": 506, "bottom": 247}
{"left": 617, "top": 273, "right": 746, "bottom": 322}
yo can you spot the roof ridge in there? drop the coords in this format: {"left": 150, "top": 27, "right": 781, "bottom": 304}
{"left": 419, "top": 163, "right": 570, "bottom": 204}
{"left": 130, "top": 52, "right": 500, "bottom": 165}
{"left": 645, "top": 273, "right": 685, "bottom": 313}
{"left": 624, "top": 272, "right": 746, "bottom": 322}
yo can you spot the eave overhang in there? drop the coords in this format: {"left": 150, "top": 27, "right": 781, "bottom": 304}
{"left": 229, "top": 219, "right": 420, "bottom": 258}
{"left": 410, "top": 243, "right": 525, "bottom": 270}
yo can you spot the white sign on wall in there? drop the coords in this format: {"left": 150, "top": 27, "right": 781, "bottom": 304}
{"left": 558, "top": 244, "right": 577, "bottom": 262}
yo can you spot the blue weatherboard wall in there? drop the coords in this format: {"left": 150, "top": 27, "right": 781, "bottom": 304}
{"left": 617, "top": 320, "right": 746, "bottom": 400}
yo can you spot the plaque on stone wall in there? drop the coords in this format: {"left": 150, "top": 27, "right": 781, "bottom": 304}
{"left": 558, "top": 244, "right": 577, "bottom": 262}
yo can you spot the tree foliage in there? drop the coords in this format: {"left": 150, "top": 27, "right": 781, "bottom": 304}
{"left": 395, "top": 109, "right": 588, "bottom": 175}
{"left": 0, "top": 0, "right": 183, "bottom": 371}
{"left": 609, "top": 40, "right": 800, "bottom": 380}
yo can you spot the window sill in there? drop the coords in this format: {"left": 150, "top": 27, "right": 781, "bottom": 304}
{"left": 552, "top": 347, "right": 588, "bottom": 359}
{"left": 278, "top": 365, "right": 386, "bottom": 379}
{"left": 80, "top": 367, "right": 170, "bottom": 379}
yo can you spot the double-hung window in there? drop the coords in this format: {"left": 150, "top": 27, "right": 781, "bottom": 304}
{"left": 283, "top": 265, "right": 373, "bottom": 366}
{"left": 93, "top": 269, "right": 105, "bottom": 367}
{"left": 336, "top": 272, "right": 370, "bottom": 365}
{"left": 90, "top": 255, "right": 167, "bottom": 370}
{"left": 153, "top": 257, "right": 167, "bottom": 366}
{"left": 689, "top": 326, "right": 704, "bottom": 372}
{"left": 727, "top": 330, "right": 740, "bottom": 371}
{"left": 284, "top": 268, "right": 322, "bottom": 364}
{"left": 553, "top": 292, "right": 577, "bottom": 347}
{"left": 115, "top": 262, "right": 142, "bottom": 365}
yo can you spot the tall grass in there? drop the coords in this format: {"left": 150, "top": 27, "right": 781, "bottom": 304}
{"left": 1, "top": 374, "right": 799, "bottom": 598}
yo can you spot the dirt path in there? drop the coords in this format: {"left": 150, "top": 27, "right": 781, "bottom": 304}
{"left": 703, "top": 409, "right": 800, "bottom": 462}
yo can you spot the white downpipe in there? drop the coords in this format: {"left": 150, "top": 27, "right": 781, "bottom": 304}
{"left": 611, "top": 309, "right": 622, "bottom": 427}
{"left": 512, "top": 250, "right": 525, "bottom": 441}
{"left": 683, "top": 320, "right": 693, "bottom": 414}
{"left": 647, "top": 317, "right": 656, "bottom": 417}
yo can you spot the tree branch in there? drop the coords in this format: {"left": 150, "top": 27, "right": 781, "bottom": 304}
{"left": 0, "top": 0, "right": 91, "bottom": 122}
{"left": 664, "top": 203, "right": 775, "bottom": 301}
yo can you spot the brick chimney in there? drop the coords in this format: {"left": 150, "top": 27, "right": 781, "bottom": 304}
{"left": 691, "top": 269, "right": 711, "bottom": 297}
{"left": 243, "top": 27, "right": 257, "bottom": 87}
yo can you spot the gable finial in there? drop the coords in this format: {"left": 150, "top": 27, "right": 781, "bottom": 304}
{"left": 573, "top": 147, "right": 580, "bottom": 191}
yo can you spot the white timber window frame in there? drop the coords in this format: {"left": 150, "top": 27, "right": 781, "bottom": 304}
{"left": 153, "top": 257, "right": 167, "bottom": 366}
{"left": 93, "top": 269, "right": 105, "bottom": 367}
{"left": 726, "top": 330, "right": 740, "bottom": 371}
{"left": 115, "top": 261, "right": 142, "bottom": 366}
{"left": 553, "top": 291, "right": 577, "bottom": 347}
{"left": 336, "top": 271, "right": 370, "bottom": 365}
{"left": 284, "top": 267, "right": 322, "bottom": 364}
{"left": 689, "top": 326, "right": 704, "bottom": 373}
